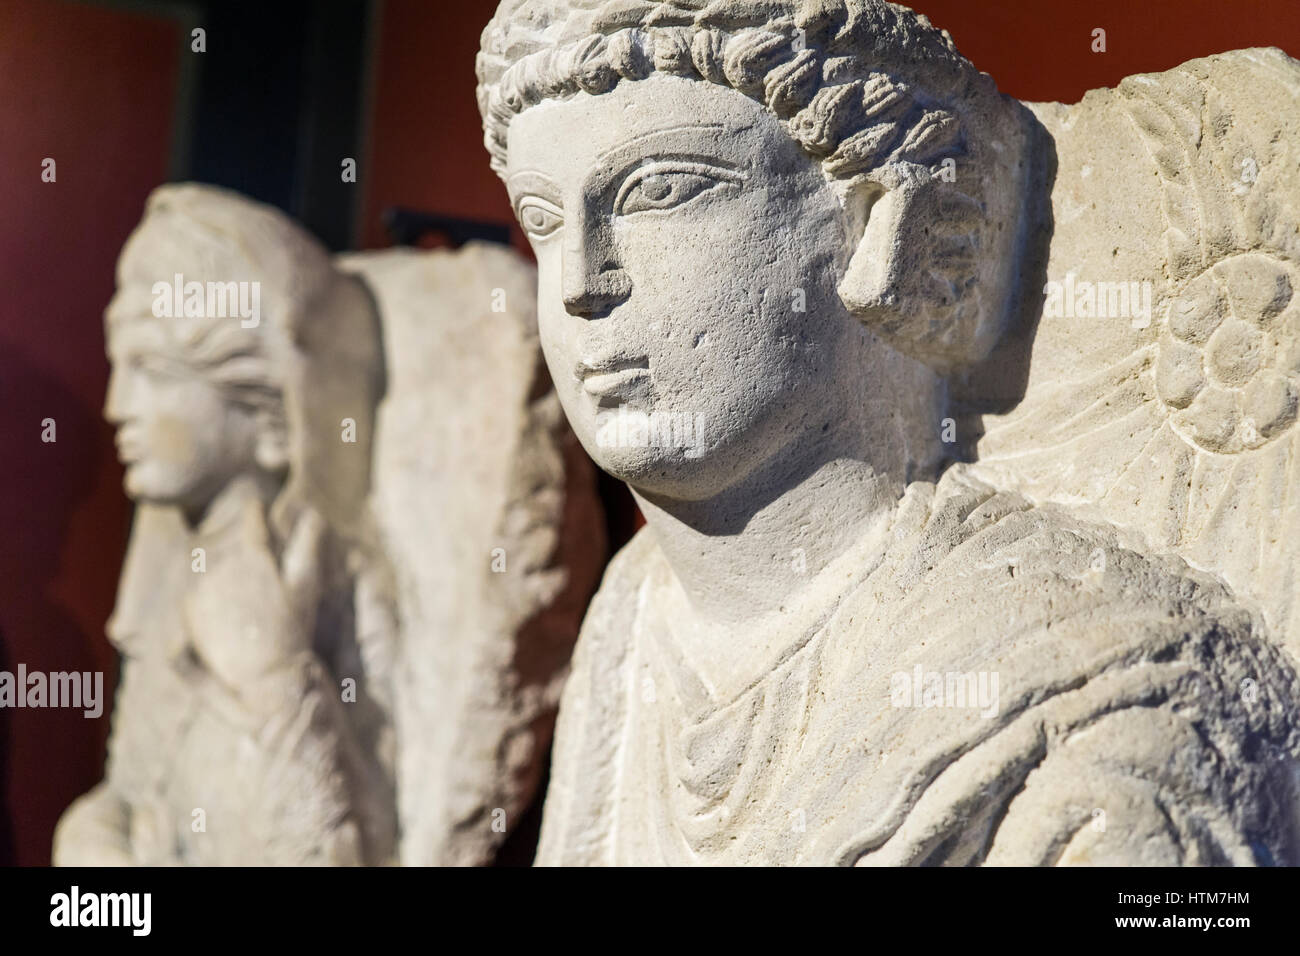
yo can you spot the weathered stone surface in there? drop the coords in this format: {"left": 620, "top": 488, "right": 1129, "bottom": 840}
{"left": 968, "top": 49, "right": 1300, "bottom": 664}
{"left": 477, "top": 0, "right": 1300, "bottom": 865}
{"left": 339, "top": 243, "right": 605, "bottom": 865}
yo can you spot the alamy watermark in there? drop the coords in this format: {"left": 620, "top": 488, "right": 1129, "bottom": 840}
{"left": 595, "top": 406, "right": 708, "bottom": 458}
{"left": 0, "top": 665, "right": 103, "bottom": 718}
{"left": 152, "top": 273, "right": 260, "bottom": 328}
{"left": 1043, "top": 274, "right": 1153, "bottom": 328}
{"left": 890, "top": 665, "right": 999, "bottom": 718}
{"left": 50, "top": 886, "right": 150, "bottom": 936}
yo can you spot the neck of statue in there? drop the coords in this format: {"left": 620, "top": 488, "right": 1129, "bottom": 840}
{"left": 630, "top": 337, "right": 944, "bottom": 633}
{"left": 184, "top": 470, "right": 280, "bottom": 538}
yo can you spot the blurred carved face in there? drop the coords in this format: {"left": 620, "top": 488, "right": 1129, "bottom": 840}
{"left": 506, "top": 74, "right": 865, "bottom": 501}
{"left": 104, "top": 285, "right": 263, "bottom": 519}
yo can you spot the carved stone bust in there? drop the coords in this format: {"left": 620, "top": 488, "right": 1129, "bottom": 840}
{"left": 477, "top": 0, "right": 1300, "bottom": 865}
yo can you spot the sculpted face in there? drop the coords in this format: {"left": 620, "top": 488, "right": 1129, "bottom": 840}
{"left": 507, "top": 74, "right": 870, "bottom": 500}
{"left": 104, "top": 286, "right": 263, "bottom": 519}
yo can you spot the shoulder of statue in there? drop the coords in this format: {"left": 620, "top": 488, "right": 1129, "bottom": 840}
{"left": 533, "top": 527, "right": 660, "bottom": 866}
{"left": 851, "top": 607, "right": 1300, "bottom": 865}
{"left": 821, "top": 467, "right": 1249, "bottom": 692}
{"left": 574, "top": 524, "right": 659, "bottom": 646}
{"left": 977, "top": 628, "right": 1300, "bottom": 865}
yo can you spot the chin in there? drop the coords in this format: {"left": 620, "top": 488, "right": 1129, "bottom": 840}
{"left": 122, "top": 465, "right": 192, "bottom": 509}
{"left": 121, "top": 467, "right": 149, "bottom": 501}
{"left": 594, "top": 442, "right": 742, "bottom": 501}
{"left": 589, "top": 443, "right": 673, "bottom": 482}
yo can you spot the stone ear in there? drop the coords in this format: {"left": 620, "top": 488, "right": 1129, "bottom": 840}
{"left": 838, "top": 176, "right": 990, "bottom": 374}
{"left": 838, "top": 180, "right": 916, "bottom": 330}
{"left": 838, "top": 177, "right": 953, "bottom": 360}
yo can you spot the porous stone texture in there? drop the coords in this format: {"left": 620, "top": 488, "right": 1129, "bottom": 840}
{"left": 965, "top": 49, "right": 1300, "bottom": 664}
{"left": 477, "top": 0, "right": 1300, "bottom": 865}
{"left": 54, "top": 185, "right": 603, "bottom": 866}
{"left": 338, "top": 243, "right": 605, "bottom": 866}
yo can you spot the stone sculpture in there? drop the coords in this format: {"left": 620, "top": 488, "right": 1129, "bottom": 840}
{"left": 337, "top": 244, "right": 605, "bottom": 865}
{"left": 477, "top": 0, "right": 1300, "bottom": 865}
{"left": 54, "top": 185, "right": 602, "bottom": 865}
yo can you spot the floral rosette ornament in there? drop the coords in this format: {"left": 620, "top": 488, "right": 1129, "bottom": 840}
{"left": 1157, "top": 252, "right": 1298, "bottom": 454}
{"left": 969, "top": 50, "right": 1300, "bottom": 659}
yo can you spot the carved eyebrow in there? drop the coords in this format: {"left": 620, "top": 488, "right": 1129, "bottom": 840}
{"left": 104, "top": 294, "right": 153, "bottom": 325}
{"left": 505, "top": 170, "right": 562, "bottom": 207}
{"left": 595, "top": 123, "right": 726, "bottom": 165}
{"left": 507, "top": 124, "right": 741, "bottom": 214}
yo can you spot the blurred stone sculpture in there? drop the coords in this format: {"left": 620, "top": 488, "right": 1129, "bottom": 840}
{"left": 338, "top": 243, "right": 604, "bottom": 865}
{"left": 477, "top": 0, "right": 1300, "bottom": 865}
{"left": 54, "top": 184, "right": 602, "bottom": 865}
{"left": 54, "top": 184, "right": 393, "bottom": 866}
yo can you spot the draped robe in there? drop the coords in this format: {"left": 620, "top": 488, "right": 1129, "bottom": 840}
{"left": 536, "top": 465, "right": 1300, "bottom": 865}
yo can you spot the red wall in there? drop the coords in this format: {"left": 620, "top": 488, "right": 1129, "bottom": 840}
{"left": 359, "top": 0, "right": 520, "bottom": 249}
{"left": 911, "top": 0, "right": 1300, "bottom": 103}
{"left": 0, "top": 0, "right": 180, "bottom": 865}
{"left": 3, "top": 0, "right": 1299, "bottom": 866}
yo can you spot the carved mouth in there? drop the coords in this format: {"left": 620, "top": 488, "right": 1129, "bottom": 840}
{"left": 115, "top": 430, "right": 144, "bottom": 463}
{"left": 576, "top": 355, "right": 650, "bottom": 402}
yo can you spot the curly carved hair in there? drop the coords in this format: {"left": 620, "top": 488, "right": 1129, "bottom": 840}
{"left": 477, "top": 0, "right": 1027, "bottom": 372}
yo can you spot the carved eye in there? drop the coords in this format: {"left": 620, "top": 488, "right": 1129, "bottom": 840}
{"left": 615, "top": 163, "right": 742, "bottom": 217}
{"left": 518, "top": 199, "right": 563, "bottom": 239}
{"left": 126, "top": 353, "right": 187, "bottom": 382}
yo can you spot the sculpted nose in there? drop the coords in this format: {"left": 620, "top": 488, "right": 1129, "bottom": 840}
{"left": 562, "top": 211, "right": 631, "bottom": 317}
{"left": 562, "top": 268, "right": 633, "bottom": 317}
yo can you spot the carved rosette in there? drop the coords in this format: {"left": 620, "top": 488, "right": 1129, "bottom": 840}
{"left": 972, "top": 50, "right": 1300, "bottom": 660}
{"left": 1157, "top": 252, "right": 1299, "bottom": 454}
